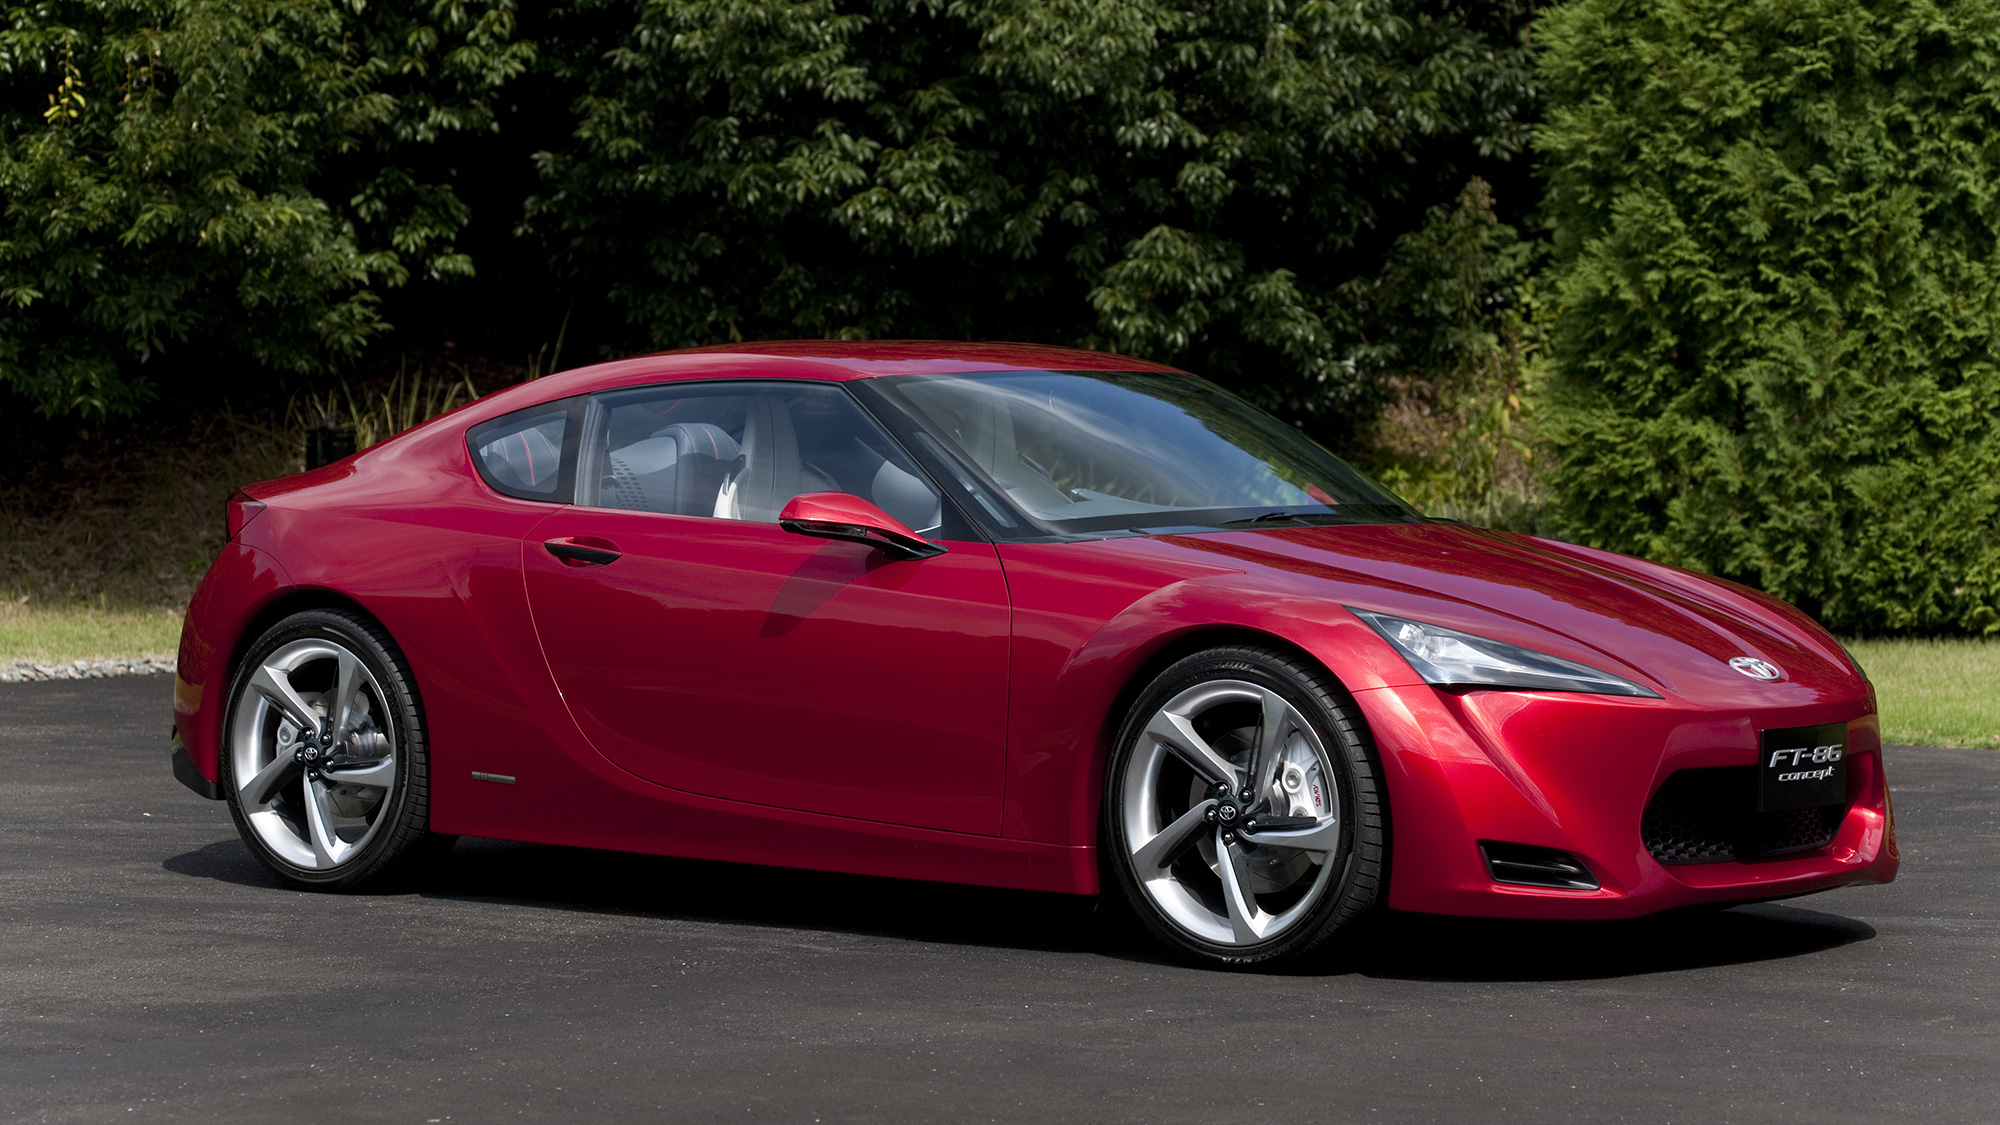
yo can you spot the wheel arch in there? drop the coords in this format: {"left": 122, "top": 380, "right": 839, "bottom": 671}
{"left": 1004, "top": 568, "right": 1419, "bottom": 857}
{"left": 1092, "top": 620, "right": 1394, "bottom": 839}
{"left": 1097, "top": 625, "right": 1345, "bottom": 784}
{"left": 224, "top": 588, "right": 403, "bottom": 705}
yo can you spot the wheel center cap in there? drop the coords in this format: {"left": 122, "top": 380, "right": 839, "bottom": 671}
{"left": 1216, "top": 803, "right": 1238, "bottom": 824}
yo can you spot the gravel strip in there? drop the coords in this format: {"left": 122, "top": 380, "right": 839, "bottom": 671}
{"left": 0, "top": 654, "right": 176, "bottom": 683}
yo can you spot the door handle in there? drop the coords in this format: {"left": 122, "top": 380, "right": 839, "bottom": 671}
{"left": 544, "top": 537, "right": 622, "bottom": 567}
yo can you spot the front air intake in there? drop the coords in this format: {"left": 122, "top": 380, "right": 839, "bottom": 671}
{"left": 1641, "top": 767, "right": 1848, "bottom": 865}
{"left": 1480, "top": 841, "right": 1601, "bottom": 890}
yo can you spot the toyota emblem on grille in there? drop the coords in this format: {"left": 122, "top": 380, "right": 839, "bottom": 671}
{"left": 1729, "top": 656, "right": 1783, "bottom": 681}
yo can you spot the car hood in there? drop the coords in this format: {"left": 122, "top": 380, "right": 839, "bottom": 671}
{"left": 1144, "top": 521, "right": 1861, "bottom": 707}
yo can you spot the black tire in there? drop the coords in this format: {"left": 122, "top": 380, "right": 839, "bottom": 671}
{"left": 1103, "top": 644, "right": 1387, "bottom": 970}
{"left": 221, "top": 608, "right": 450, "bottom": 890}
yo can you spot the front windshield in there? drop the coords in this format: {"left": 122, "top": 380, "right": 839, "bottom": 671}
{"left": 863, "top": 370, "right": 1417, "bottom": 535}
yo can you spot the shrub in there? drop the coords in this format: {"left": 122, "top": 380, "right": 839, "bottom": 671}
{"left": 1536, "top": 0, "right": 2000, "bottom": 634}
{"left": 1361, "top": 177, "right": 1543, "bottom": 527}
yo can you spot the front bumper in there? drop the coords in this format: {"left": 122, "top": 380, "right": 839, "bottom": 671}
{"left": 1356, "top": 683, "right": 1898, "bottom": 920}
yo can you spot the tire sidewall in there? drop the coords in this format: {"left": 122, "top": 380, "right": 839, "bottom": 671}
{"left": 1104, "top": 646, "right": 1383, "bottom": 968}
{"left": 221, "top": 609, "right": 428, "bottom": 889}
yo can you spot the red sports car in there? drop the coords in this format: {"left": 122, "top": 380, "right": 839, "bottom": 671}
{"left": 170, "top": 342, "right": 1897, "bottom": 968}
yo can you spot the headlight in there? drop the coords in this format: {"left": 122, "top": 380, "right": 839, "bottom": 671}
{"left": 1834, "top": 637, "right": 1872, "bottom": 685}
{"left": 1350, "top": 609, "right": 1660, "bottom": 698}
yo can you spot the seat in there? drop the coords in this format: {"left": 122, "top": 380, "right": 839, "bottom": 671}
{"left": 903, "top": 381, "right": 1068, "bottom": 512}
{"left": 604, "top": 423, "right": 742, "bottom": 515}
{"left": 480, "top": 425, "right": 562, "bottom": 494}
{"left": 731, "top": 396, "right": 834, "bottom": 522}
{"left": 869, "top": 453, "right": 942, "bottom": 532}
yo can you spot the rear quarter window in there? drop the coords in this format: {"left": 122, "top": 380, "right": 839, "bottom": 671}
{"left": 467, "top": 399, "right": 582, "bottom": 502}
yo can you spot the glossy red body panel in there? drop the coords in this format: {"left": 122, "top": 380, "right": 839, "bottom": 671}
{"left": 174, "top": 542, "right": 291, "bottom": 780}
{"left": 523, "top": 508, "right": 1011, "bottom": 834}
{"left": 173, "top": 342, "right": 1896, "bottom": 912}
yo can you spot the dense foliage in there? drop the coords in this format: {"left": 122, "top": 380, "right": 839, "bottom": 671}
{"left": 0, "top": 0, "right": 530, "bottom": 415}
{"left": 1535, "top": 0, "right": 2000, "bottom": 634}
{"left": 528, "top": 0, "right": 1535, "bottom": 427}
{"left": 18, "top": 0, "right": 1998, "bottom": 636}
{"left": 0, "top": 0, "right": 1533, "bottom": 423}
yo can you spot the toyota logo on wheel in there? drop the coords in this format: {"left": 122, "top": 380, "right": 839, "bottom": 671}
{"left": 1729, "top": 656, "right": 1783, "bottom": 681}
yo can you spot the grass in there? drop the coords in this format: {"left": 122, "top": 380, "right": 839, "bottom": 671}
{"left": 4, "top": 599, "right": 1993, "bottom": 750}
{"left": 0, "top": 602, "right": 183, "bottom": 664}
{"left": 294, "top": 364, "right": 482, "bottom": 452}
{"left": 1847, "top": 638, "right": 2000, "bottom": 750}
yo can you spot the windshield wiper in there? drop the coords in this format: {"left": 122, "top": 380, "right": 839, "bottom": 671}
{"left": 1219, "top": 510, "right": 1350, "bottom": 528}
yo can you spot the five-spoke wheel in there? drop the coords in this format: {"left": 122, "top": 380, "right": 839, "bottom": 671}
{"left": 222, "top": 609, "right": 445, "bottom": 888}
{"left": 1105, "top": 645, "right": 1385, "bottom": 968}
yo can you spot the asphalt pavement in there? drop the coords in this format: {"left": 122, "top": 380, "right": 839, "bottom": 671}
{"left": 2, "top": 675, "right": 1995, "bottom": 1123}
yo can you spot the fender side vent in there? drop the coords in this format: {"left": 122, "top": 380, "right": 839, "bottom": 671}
{"left": 1480, "top": 841, "right": 1601, "bottom": 890}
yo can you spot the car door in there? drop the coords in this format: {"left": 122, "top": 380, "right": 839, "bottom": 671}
{"left": 517, "top": 379, "right": 1012, "bottom": 835}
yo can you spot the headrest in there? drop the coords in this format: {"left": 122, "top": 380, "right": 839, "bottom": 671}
{"left": 482, "top": 426, "right": 561, "bottom": 492}
{"left": 656, "top": 422, "right": 741, "bottom": 464}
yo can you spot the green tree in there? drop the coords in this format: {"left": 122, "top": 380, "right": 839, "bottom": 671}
{"left": 1361, "top": 176, "right": 1541, "bottom": 526}
{"left": 1536, "top": 0, "right": 2000, "bottom": 634}
{"left": 0, "top": 0, "right": 532, "bottom": 416}
{"left": 527, "top": 0, "right": 1535, "bottom": 430}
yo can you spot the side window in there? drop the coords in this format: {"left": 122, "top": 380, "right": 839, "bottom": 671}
{"left": 579, "top": 385, "right": 751, "bottom": 518}
{"left": 467, "top": 402, "right": 576, "bottom": 501}
{"left": 578, "top": 382, "right": 966, "bottom": 537}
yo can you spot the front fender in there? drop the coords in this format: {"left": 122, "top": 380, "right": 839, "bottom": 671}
{"left": 996, "top": 538, "right": 1420, "bottom": 856}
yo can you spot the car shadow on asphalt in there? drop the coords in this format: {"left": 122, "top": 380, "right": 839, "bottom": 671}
{"left": 162, "top": 836, "right": 1130, "bottom": 955}
{"left": 163, "top": 836, "right": 1877, "bottom": 979}
{"left": 1339, "top": 903, "right": 1876, "bottom": 981}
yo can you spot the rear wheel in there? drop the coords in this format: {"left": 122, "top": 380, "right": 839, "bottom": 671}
{"left": 221, "top": 609, "right": 447, "bottom": 889}
{"left": 1104, "top": 645, "right": 1386, "bottom": 969}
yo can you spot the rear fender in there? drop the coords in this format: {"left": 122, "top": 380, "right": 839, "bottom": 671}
{"left": 174, "top": 543, "right": 294, "bottom": 785}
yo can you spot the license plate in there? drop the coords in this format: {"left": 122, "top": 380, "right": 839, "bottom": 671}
{"left": 1758, "top": 722, "right": 1849, "bottom": 811}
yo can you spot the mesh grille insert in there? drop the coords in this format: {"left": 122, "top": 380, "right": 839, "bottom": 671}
{"left": 1642, "top": 767, "right": 1848, "bottom": 866}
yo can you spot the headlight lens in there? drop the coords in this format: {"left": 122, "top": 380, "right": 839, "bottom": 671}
{"left": 1351, "top": 609, "right": 1660, "bottom": 698}
{"left": 1831, "top": 637, "right": 1871, "bottom": 684}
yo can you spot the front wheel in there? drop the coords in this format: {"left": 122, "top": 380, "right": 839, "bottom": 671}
{"left": 1104, "top": 645, "right": 1387, "bottom": 969}
{"left": 221, "top": 608, "right": 447, "bottom": 889}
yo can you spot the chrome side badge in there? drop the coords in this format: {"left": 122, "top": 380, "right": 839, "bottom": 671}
{"left": 1729, "top": 656, "right": 1783, "bottom": 681}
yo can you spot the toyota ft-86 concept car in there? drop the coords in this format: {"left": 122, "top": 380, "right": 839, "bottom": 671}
{"left": 170, "top": 342, "right": 1897, "bottom": 968}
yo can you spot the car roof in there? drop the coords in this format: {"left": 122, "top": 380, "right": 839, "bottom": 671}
{"left": 656, "top": 340, "right": 1184, "bottom": 374}
{"left": 450, "top": 340, "right": 1188, "bottom": 424}
{"left": 659, "top": 340, "right": 1186, "bottom": 376}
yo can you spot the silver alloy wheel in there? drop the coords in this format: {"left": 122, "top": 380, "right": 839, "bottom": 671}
{"left": 1119, "top": 679, "right": 1344, "bottom": 946}
{"left": 229, "top": 636, "right": 399, "bottom": 870}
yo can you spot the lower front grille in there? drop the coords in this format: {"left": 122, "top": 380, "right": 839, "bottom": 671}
{"left": 1641, "top": 767, "right": 1848, "bottom": 866}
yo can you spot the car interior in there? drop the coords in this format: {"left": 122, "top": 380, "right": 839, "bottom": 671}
{"left": 895, "top": 377, "right": 1221, "bottom": 522}
{"left": 577, "top": 386, "right": 945, "bottom": 534}
{"left": 474, "top": 410, "right": 566, "bottom": 496}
